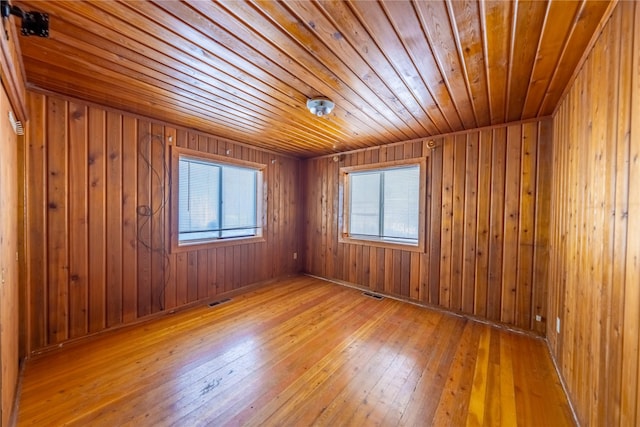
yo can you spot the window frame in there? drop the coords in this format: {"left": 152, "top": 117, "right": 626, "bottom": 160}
{"left": 338, "top": 157, "right": 427, "bottom": 253}
{"left": 170, "top": 146, "right": 266, "bottom": 253}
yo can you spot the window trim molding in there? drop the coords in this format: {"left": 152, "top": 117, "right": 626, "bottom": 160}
{"left": 338, "top": 157, "right": 428, "bottom": 253}
{"left": 170, "top": 146, "right": 266, "bottom": 253}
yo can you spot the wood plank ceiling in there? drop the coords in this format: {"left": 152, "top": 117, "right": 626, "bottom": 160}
{"left": 13, "top": 0, "right": 612, "bottom": 158}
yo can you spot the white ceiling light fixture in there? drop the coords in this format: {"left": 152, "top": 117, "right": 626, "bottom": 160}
{"left": 306, "top": 97, "right": 334, "bottom": 117}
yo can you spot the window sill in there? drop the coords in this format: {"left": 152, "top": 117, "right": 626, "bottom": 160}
{"left": 338, "top": 234, "right": 425, "bottom": 253}
{"left": 171, "top": 235, "right": 266, "bottom": 253}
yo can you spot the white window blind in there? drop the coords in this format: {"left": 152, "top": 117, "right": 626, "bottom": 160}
{"left": 350, "top": 172, "right": 380, "bottom": 236}
{"left": 348, "top": 165, "right": 419, "bottom": 244}
{"left": 178, "top": 157, "right": 258, "bottom": 242}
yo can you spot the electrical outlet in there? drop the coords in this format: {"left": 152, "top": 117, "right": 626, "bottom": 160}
{"left": 293, "top": 252, "right": 297, "bottom": 260}
{"left": 556, "top": 317, "right": 561, "bottom": 334}
{"left": 535, "top": 315, "right": 542, "bottom": 322}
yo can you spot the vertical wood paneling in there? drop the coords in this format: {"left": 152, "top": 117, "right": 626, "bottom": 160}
{"left": 462, "top": 133, "right": 478, "bottom": 314}
{"left": 304, "top": 120, "right": 552, "bottom": 332}
{"left": 548, "top": 2, "right": 640, "bottom": 425}
{"left": 607, "top": 9, "right": 629, "bottom": 425}
{"left": 327, "top": 156, "right": 337, "bottom": 283}
{"left": 164, "top": 128, "right": 178, "bottom": 309}
{"left": 106, "top": 111, "right": 123, "bottom": 328}
{"left": 400, "top": 250, "right": 410, "bottom": 296}
{"left": 451, "top": 135, "right": 466, "bottom": 311}
{"left": 487, "top": 128, "right": 506, "bottom": 322}
{"left": 410, "top": 251, "right": 420, "bottom": 301}
{"left": 596, "top": 16, "right": 617, "bottom": 424}
{"left": 474, "top": 130, "right": 492, "bottom": 318}
{"left": 197, "top": 249, "right": 208, "bottom": 301}
{"left": 88, "top": 107, "right": 106, "bottom": 333}
{"left": 428, "top": 143, "right": 443, "bottom": 305}
{"left": 268, "top": 151, "right": 279, "bottom": 279}
{"left": 46, "top": 98, "right": 69, "bottom": 344}
{"left": 207, "top": 248, "right": 217, "bottom": 298}
{"left": 121, "top": 116, "right": 138, "bottom": 323}
{"left": 586, "top": 34, "right": 606, "bottom": 423}
{"left": 0, "top": 76, "right": 20, "bottom": 427}
{"left": 320, "top": 156, "right": 328, "bottom": 279}
{"left": 624, "top": 5, "right": 640, "bottom": 425}
{"left": 215, "top": 248, "right": 225, "bottom": 297}
{"left": 26, "top": 93, "right": 47, "bottom": 352}
{"left": 150, "top": 124, "right": 166, "bottom": 314}
{"left": 68, "top": 102, "right": 88, "bottom": 339}
{"left": 24, "top": 91, "right": 301, "bottom": 354}
{"left": 501, "top": 125, "right": 521, "bottom": 325}
{"left": 517, "top": 122, "right": 537, "bottom": 330}
{"left": 440, "top": 137, "right": 454, "bottom": 308}
{"left": 137, "top": 121, "right": 153, "bottom": 317}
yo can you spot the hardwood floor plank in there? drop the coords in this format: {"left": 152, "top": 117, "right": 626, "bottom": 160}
{"left": 179, "top": 294, "right": 394, "bottom": 425}
{"left": 19, "top": 280, "right": 326, "bottom": 421}
{"left": 308, "top": 307, "right": 420, "bottom": 425}
{"left": 16, "top": 276, "right": 574, "bottom": 426}
{"left": 466, "top": 326, "right": 491, "bottom": 426}
{"left": 344, "top": 309, "right": 441, "bottom": 424}
{"left": 432, "top": 321, "right": 481, "bottom": 425}
{"left": 499, "top": 331, "right": 519, "bottom": 425}
{"left": 484, "top": 328, "right": 503, "bottom": 425}
{"left": 394, "top": 316, "right": 468, "bottom": 426}
{"left": 79, "top": 283, "right": 358, "bottom": 425}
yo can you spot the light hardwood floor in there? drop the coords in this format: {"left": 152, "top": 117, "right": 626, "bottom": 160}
{"left": 16, "top": 276, "right": 574, "bottom": 426}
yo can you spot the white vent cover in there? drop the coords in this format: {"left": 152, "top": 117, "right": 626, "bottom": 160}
{"left": 8, "top": 110, "right": 24, "bottom": 135}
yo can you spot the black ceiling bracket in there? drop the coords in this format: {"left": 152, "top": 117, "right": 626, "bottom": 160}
{"left": 1, "top": 0, "right": 49, "bottom": 40}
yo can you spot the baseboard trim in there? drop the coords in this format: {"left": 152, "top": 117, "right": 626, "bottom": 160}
{"left": 27, "top": 274, "right": 297, "bottom": 359}
{"left": 545, "top": 339, "right": 581, "bottom": 427}
{"left": 9, "top": 357, "right": 27, "bottom": 427}
{"left": 304, "top": 273, "right": 544, "bottom": 341}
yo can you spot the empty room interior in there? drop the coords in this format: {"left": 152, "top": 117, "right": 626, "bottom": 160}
{"left": 0, "top": 0, "right": 638, "bottom": 425}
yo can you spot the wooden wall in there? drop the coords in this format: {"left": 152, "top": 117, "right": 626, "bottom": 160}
{"left": 0, "top": 80, "right": 20, "bottom": 427}
{"left": 1, "top": 15, "right": 26, "bottom": 426}
{"left": 24, "top": 91, "right": 301, "bottom": 355}
{"left": 303, "top": 119, "right": 553, "bottom": 333}
{"left": 548, "top": 2, "right": 640, "bottom": 426}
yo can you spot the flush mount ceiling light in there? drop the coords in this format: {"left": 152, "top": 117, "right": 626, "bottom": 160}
{"left": 306, "top": 97, "right": 334, "bottom": 117}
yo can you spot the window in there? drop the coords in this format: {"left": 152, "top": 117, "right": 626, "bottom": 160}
{"left": 171, "top": 147, "right": 265, "bottom": 250}
{"left": 340, "top": 158, "right": 426, "bottom": 251}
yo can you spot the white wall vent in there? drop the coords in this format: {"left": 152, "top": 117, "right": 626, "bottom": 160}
{"left": 8, "top": 110, "right": 24, "bottom": 136}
